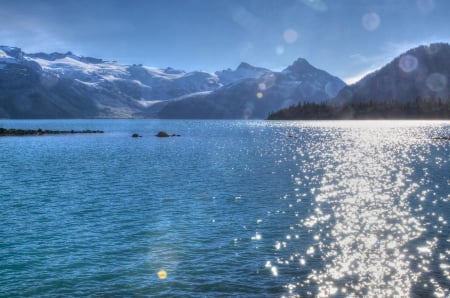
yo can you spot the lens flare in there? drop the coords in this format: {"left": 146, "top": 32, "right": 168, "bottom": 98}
{"left": 258, "top": 83, "right": 267, "bottom": 91}
{"left": 256, "top": 92, "right": 264, "bottom": 99}
{"left": 243, "top": 101, "right": 255, "bottom": 119}
{"left": 276, "top": 45, "right": 285, "bottom": 56}
{"left": 157, "top": 269, "right": 167, "bottom": 279}
{"left": 258, "top": 73, "right": 276, "bottom": 90}
{"left": 283, "top": 29, "right": 299, "bottom": 44}
{"left": 398, "top": 54, "right": 418, "bottom": 73}
{"left": 325, "top": 81, "right": 341, "bottom": 97}
{"left": 362, "top": 13, "right": 381, "bottom": 31}
{"left": 426, "top": 73, "right": 447, "bottom": 92}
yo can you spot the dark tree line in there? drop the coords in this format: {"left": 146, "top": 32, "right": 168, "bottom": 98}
{"left": 267, "top": 97, "right": 450, "bottom": 120}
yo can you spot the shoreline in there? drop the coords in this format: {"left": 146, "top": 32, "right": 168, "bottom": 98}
{"left": 0, "top": 128, "right": 104, "bottom": 136}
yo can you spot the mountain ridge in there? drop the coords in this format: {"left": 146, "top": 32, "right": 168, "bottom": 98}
{"left": 0, "top": 45, "right": 346, "bottom": 119}
{"left": 268, "top": 42, "right": 450, "bottom": 120}
{"left": 332, "top": 42, "right": 450, "bottom": 105}
{"left": 157, "top": 57, "right": 346, "bottom": 118}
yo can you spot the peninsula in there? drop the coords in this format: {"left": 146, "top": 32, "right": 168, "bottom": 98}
{"left": 0, "top": 128, "right": 104, "bottom": 136}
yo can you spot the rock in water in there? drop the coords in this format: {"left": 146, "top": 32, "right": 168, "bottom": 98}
{"left": 155, "top": 131, "right": 170, "bottom": 137}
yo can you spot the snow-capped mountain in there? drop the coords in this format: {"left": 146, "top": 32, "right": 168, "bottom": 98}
{"left": 0, "top": 46, "right": 346, "bottom": 118}
{"left": 0, "top": 46, "right": 223, "bottom": 118}
{"left": 25, "top": 50, "right": 221, "bottom": 97}
{"left": 215, "top": 62, "right": 271, "bottom": 85}
{"left": 157, "top": 58, "right": 346, "bottom": 118}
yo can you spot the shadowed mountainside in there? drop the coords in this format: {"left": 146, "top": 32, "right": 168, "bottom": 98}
{"left": 0, "top": 46, "right": 345, "bottom": 119}
{"left": 268, "top": 43, "right": 450, "bottom": 120}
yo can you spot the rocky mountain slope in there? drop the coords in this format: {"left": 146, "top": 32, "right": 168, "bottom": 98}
{"left": 0, "top": 46, "right": 221, "bottom": 118}
{"left": 332, "top": 43, "right": 450, "bottom": 105}
{"left": 156, "top": 58, "right": 345, "bottom": 118}
{"left": 0, "top": 46, "right": 345, "bottom": 118}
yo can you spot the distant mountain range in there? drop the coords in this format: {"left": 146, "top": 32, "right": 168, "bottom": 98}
{"left": 0, "top": 46, "right": 221, "bottom": 118}
{"left": 1, "top": 42, "right": 449, "bottom": 119}
{"left": 0, "top": 46, "right": 345, "bottom": 119}
{"left": 157, "top": 58, "right": 345, "bottom": 118}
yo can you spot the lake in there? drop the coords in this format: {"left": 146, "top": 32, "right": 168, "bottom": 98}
{"left": 0, "top": 119, "right": 449, "bottom": 297}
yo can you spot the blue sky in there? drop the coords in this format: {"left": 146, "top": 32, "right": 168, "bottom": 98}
{"left": 1, "top": 0, "right": 449, "bottom": 83}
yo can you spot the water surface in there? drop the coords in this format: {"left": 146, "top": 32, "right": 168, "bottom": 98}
{"left": 0, "top": 120, "right": 449, "bottom": 297}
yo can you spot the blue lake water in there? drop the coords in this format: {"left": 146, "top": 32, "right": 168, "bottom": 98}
{"left": 0, "top": 119, "right": 449, "bottom": 297}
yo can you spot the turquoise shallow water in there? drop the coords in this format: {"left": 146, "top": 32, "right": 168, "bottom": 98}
{"left": 0, "top": 120, "right": 449, "bottom": 297}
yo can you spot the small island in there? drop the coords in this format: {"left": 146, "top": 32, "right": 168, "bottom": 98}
{"left": 0, "top": 128, "right": 104, "bottom": 136}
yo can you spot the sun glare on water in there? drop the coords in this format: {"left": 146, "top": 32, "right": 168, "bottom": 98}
{"left": 265, "top": 121, "right": 450, "bottom": 297}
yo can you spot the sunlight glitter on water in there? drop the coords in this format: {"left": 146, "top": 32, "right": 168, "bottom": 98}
{"left": 1, "top": 120, "right": 448, "bottom": 297}
{"left": 266, "top": 121, "right": 450, "bottom": 297}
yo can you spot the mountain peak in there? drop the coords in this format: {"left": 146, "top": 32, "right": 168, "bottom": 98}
{"left": 0, "top": 46, "right": 23, "bottom": 59}
{"left": 292, "top": 57, "right": 309, "bottom": 65}
{"left": 237, "top": 62, "right": 257, "bottom": 70}
{"left": 28, "top": 51, "right": 73, "bottom": 61}
{"left": 26, "top": 51, "right": 105, "bottom": 64}
{"left": 0, "top": 44, "right": 345, "bottom": 119}
{"left": 283, "top": 57, "right": 315, "bottom": 73}
{"left": 0, "top": 45, "right": 21, "bottom": 52}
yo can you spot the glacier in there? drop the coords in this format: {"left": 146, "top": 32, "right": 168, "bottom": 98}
{"left": 0, "top": 46, "right": 345, "bottom": 118}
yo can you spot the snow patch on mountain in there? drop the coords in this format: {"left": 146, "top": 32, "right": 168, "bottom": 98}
{"left": 0, "top": 49, "right": 18, "bottom": 64}
{"left": 0, "top": 45, "right": 347, "bottom": 118}
{"left": 31, "top": 56, "right": 128, "bottom": 83}
{"left": 215, "top": 62, "right": 270, "bottom": 85}
{"left": 141, "top": 66, "right": 187, "bottom": 80}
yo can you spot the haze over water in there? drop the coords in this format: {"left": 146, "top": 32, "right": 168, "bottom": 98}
{"left": 0, "top": 120, "right": 449, "bottom": 297}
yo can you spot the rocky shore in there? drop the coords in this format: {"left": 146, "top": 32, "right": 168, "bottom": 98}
{"left": 0, "top": 128, "right": 104, "bottom": 136}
